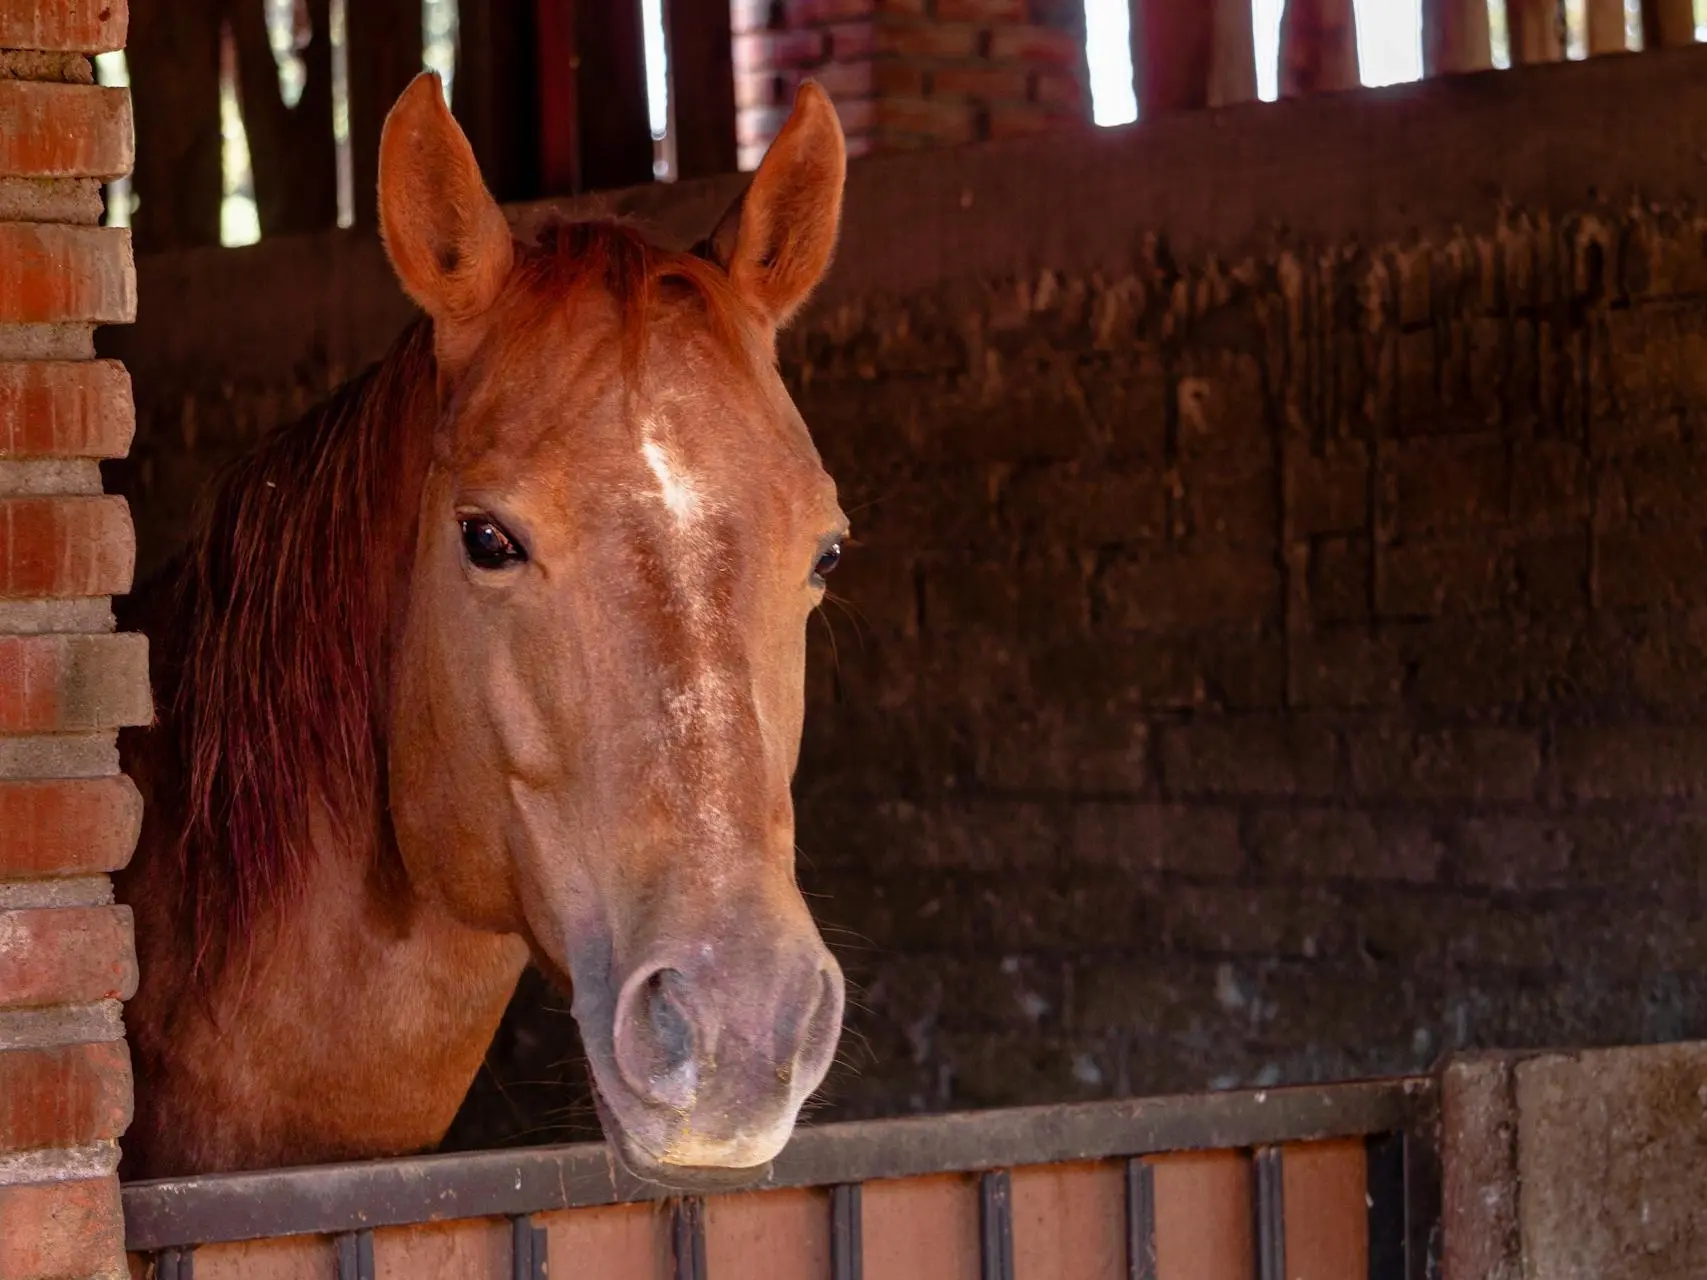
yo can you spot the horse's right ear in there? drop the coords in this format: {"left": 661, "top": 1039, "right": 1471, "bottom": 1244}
{"left": 378, "top": 73, "right": 513, "bottom": 342}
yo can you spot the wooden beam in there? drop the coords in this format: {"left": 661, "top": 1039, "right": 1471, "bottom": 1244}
{"left": 1507, "top": 0, "right": 1564, "bottom": 64}
{"left": 227, "top": 0, "right": 338, "bottom": 236}
{"left": 535, "top": 0, "right": 582, "bottom": 195}
{"left": 1642, "top": 0, "right": 1696, "bottom": 47}
{"left": 1209, "top": 0, "right": 1258, "bottom": 107}
{"left": 1278, "top": 0, "right": 1360, "bottom": 97}
{"left": 666, "top": 0, "right": 738, "bottom": 179}
{"left": 347, "top": 0, "right": 425, "bottom": 227}
{"left": 453, "top": 0, "right": 541, "bottom": 202}
{"left": 1131, "top": 0, "right": 1213, "bottom": 115}
{"left": 1422, "top": 0, "right": 1492, "bottom": 75}
{"left": 126, "top": 0, "right": 224, "bottom": 250}
{"left": 1585, "top": 0, "right": 1629, "bottom": 52}
{"left": 569, "top": 0, "right": 654, "bottom": 191}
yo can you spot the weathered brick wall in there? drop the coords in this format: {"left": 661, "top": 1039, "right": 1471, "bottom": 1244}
{"left": 731, "top": 0, "right": 1088, "bottom": 168}
{"left": 99, "top": 48, "right": 1707, "bottom": 1153}
{"left": 0, "top": 0, "right": 146, "bottom": 1273}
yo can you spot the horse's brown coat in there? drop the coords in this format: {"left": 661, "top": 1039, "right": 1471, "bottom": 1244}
{"left": 116, "top": 75, "right": 850, "bottom": 1184}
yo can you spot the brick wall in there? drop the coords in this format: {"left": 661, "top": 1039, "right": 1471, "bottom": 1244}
{"left": 97, "top": 48, "right": 1707, "bottom": 1153}
{"left": 731, "top": 0, "right": 1089, "bottom": 168}
{"left": 0, "top": 1, "right": 145, "bottom": 1274}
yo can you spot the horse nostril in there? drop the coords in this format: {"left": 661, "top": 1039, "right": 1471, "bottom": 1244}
{"left": 615, "top": 966, "right": 698, "bottom": 1109}
{"left": 645, "top": 969, "right": 692, "bottom": 1075}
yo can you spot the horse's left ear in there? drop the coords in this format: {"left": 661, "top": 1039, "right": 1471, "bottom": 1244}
{"left": 378, "top": 72, "right": 514, "bottom": 353}
{"left": 705, "top": 81, "right": 846, "bottom": 330}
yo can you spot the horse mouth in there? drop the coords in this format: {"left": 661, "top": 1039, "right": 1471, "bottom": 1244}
{"left": 588, "top": 1074, "right": 776, "bottom": 1195}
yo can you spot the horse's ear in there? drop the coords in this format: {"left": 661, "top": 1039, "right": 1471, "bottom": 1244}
{"left": 378, "top": 72, "right": 513, "bottom": 339}
{"left": 705, "top": 81, "right": 845, "bottom": 329}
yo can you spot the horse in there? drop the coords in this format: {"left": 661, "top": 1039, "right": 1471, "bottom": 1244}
{"left": 115, "top": 72, "right": 851, "bottom": 1188}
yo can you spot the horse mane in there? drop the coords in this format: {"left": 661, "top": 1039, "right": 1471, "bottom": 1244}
{"left": 167, "top": 219, "right": 757, "bottom": 974}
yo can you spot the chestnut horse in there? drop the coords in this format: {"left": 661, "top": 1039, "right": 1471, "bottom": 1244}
{"left": 116, "top": 74, "right": 850, "bottom": 1187}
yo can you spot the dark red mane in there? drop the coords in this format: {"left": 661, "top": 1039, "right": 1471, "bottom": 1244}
{"left": 165, "top": 220, "right": 757, "bottom": 972}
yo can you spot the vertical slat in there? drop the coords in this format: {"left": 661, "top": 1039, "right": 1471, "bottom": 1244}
{"left": 535, "top": 0, "right": 583, "bottom": 195}
{"left": 1585, "top": 0, "right": 1630, "bottom": 52}
{"left": 1209, "top": 0, "right": 1259, "bottom": 106}
{"left": 1422, "top": 0, "right": 1493, "bottom": 74}
{"left": 1253, "top": 1147, "right": 1285, "bottom": 1280}
{"left": 570, "top": 0, "right": 655, "bottom": 191}
{"left": 832, "top": 1183, "right": 864, "bottom": 1280}
{"left": 1278, "top": 0, "right": 1361, "bottom": 97}
{"left": 1125, "top": 1159, "right": 1157, "bottom": 1280}
{"left": 1131, "top": 0, "right": 1213, "bottom": 115}
{"left": 1642, "top": 0, "right": 1696, "bottom": 46}
{"left": 126, "top": 0, "right": 224, "bottom": 249}
{"left": 227, "top": 0, "right": 340, "bottom": 235}
{"left": 666, "top": 0, "right": 738, "bottom": 179}
{"left": 979, "top": 1170, "right": 1015, "bottom": 1280}
{"left": 335, "top": 1230, "right": 375, "bottom": 1280}
{"left": 346, "top": 0, "right": 425, "bottom": 227}
{"left": 674, "top": 1196, "right": 707, "bottom": 1280}
{"left": 1366, "top": 1134, "right": 1407, "bottom": 1280}
{"left": 155, "top": 1248, "right": 195, "bottom": 1280}
{"left": 452, "top": 0, "right": 541, "bottom": 201}
{"left": 1506, "top": 0, "right": 1565, "bottom": 63}
{"left": 511, "top": 1213, "right": 549, "bottom": 1280}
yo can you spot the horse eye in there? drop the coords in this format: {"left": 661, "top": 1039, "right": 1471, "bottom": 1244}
{"left": 813, "top": 542, "right": 842, "bottom": 580}
{"left": 459, "top": 517, "right": 527, "bottom": 570}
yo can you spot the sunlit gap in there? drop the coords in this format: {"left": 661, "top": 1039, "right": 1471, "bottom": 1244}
{"left": 641, "top": 0, "right": 675, "bottom": 180}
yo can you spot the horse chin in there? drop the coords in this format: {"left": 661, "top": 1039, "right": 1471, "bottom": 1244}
{"left": 588, "top": 1075, "right": 776, "bottom": 1195}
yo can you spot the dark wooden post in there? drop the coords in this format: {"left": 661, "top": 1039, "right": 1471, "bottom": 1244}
{"left": 1209, "top": 0, "right": 1258, "bottom": 106}
{"left": 1642, "top": 0, "right": 1696, "bottom": 47}
{"left": 347, "top": 0, "right": 425, "bottom": 227}
{"left": 566, "top": 0, "right": 654, "bottom": 192}
{"left": 1131, "top": 0, "right": 1214, "bottom": 115}
{"left": 454, "top": 0, "right": 541, "bottom": 202}
{"left": 126, "top": 0, "right": 224, "bottom": 249}
{"left": 666, "top": 0, "right": 738, "bottom": 179}
{"left": 1506, "top": 0, "right": 1564, "bottom": 64}
{"left": 225, "top": 0, "right": 338, "bottom": 236}
{"left": 1278, "top": 0, "right": 1360, "bottom": 97}
{"left": 1422, "top": 0, "right": 1492, "bottom": 74}
{"left": 1585, "top": 0, "right": 1628, "bottom": 52}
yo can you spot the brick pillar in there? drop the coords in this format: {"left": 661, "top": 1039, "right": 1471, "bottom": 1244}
{"left": 0, "top": 3, "right": 146, "bottom": 1278}
{"left": 733, "top": 0, "right": 1090, "bottom": 169}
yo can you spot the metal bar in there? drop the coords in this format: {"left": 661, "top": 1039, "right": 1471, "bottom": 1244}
{"left": 511, "top": 1214, "right": 548, "bottom": 1280}
{"left": 979, "top": 1170, "right": 1014, "bottom": 1280}
{"left": 1403, "top": 1099, "right": 1445, "bottom": 1280}
{"left": 334, "top": 1231, "right": 374, "bottom": 1280}
{"left": 1124, "top": 1159, "right": 1156, "bottom": 1280}
{"left": 1365, "top": 1133, "right": 1407, "bottom": 1280}
{"left": 154, "top": 1248, "right": 194, "bottom": 1280}
{"left": 123, "top": 1076, "right": 1436, "bottom": 1251}
{"left": 672, "top": 1197, "right": 706, "bottom": 1280}
{"left": 830, "top": 1183, "right": 863, "bottom": 1280}
{"left": 1253, "top": 1147, "right": 1285, "bottom": 1280}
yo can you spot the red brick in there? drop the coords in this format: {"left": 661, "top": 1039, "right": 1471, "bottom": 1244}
{"left": 936, "top": 0, "right": 1026, "bottom": 20}
{"left": 0, "top": 82, "right": 131, "bottom": 180}
{"left": 1071, "top": 803, "right": 1244, "bottom": 876}
{"left": 785, "top": 0, "right": 875, "bottom": 22}
{"left": 932, "top": 64, "right": 1031, "bottom": 100}
{"left": 0, "top": 1177, "right": 124, "bottom": 1279}
{"left": 0, "top": 905, "right": 136, "bottom": 1008}
{"left": 1158, "top": 720, "right": 1338, "bottom": 798}
{"left": 1102, "top": 551, "right": 1280, "bottom": 631}
{"left": 1348, "top": 728, "right": 1540, "bottom": 801}
{"left": 0, "top": 0, "right": 126, "bottom": 52}
{"left": 0, "top": 496, "right": 133, "bottom": 598}
{"left": 836, "top": 95, "right": 877, "bottom": 134}
{"left": 827, "top": 18, "right": 877, "bottom": 58}
{"left": 1386, "top": 435, "right": 1509, "bottom": 532}
{"left": 1031, "top": 71, "right": 1086, "bottom": 109}
{"left": 875, "top": 95, "right": 978, "bottom": 143}
{"left": 1286, "top": 448, "right": 1370, "bottom": 535}
{"left": 0, "top": 224, "right": 134, "bottom": 325}
{"left": 0, "top": 633, "right": 151, "bottom": 733}
{"left": 0, "top": 776, "right": 142, "bottom": 878}
{"left": 1556, "top": 726, "right": 1707, "bottom": 800}
{"left": 0, "top": 1042, "right": 131, "bottom": 1153}
{"left": 0, "top": 361, "right": 133, "bottom": 459}
{"left": 734, "top": 27, "right": 829, "bottom": 75}
{"left": 875, "top": 20, "right": 979, "bottom": 57}
{"left": 987, "top": 23, "right": 1084, "bottom": 67}
{"left": 730, "top": 0, "right": 773, "bottom": 34}
{"left": 1249, "top": 809, "right": 1443, "bottom": 882}
{"left": 873, "top": 60, "right": 927, "bottom": 95}
{"left": 1376, "top": 540, "right": 1504, "bottom": 619}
